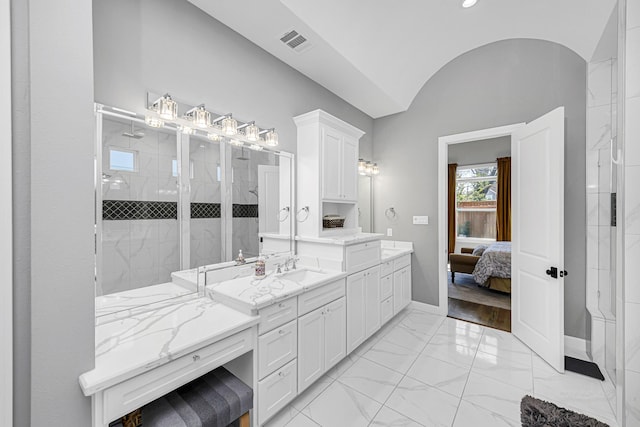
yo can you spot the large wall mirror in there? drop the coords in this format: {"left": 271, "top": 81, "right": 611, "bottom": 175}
{"left": 95, "top": 105, "right": 294, "bottom": 320}
{"left": 358, "top": 174, "right": 373, "bottom": 233}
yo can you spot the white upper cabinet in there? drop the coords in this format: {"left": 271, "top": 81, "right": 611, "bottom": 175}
{"left": 294, "top": 110, "right": 365, "bottom": 237}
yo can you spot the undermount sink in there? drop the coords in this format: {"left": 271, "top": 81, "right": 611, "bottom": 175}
{"left": 275, "top": 268, "right": 327, "bottom": 284}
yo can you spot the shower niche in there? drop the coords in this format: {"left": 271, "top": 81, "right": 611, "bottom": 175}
{"left": 94, "top": 104, "right": 294, "bottom": 319}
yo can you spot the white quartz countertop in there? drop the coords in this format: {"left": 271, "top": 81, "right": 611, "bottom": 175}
{"left": 295, "top": 232, "right": 384, "bottom": 246}
{"left": 208, "top": 268, "right": 347, "bottom": 313}
{"left": 380, "top": 247, "right": 414, "bottom": 262}
{"left": 79, "top": 296, "right": 258, "bottom": 396}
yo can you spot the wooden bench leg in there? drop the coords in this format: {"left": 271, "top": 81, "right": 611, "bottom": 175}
{"left": 239, "top": 412, "right": 250, "bottom": 427}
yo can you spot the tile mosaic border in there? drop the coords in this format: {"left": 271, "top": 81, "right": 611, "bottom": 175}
{"left": 103, "top": 200, "right": 259, "bottom": 220}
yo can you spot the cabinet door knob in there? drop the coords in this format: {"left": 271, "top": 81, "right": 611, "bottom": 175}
{"left": 193, "top": 354, "right": 200, "bottom": 362}
{"left": 279, "top": 329, "right": 285, "bottom": 335}
{"left": 278, "top": 303, "right": 285, "bottom": 308}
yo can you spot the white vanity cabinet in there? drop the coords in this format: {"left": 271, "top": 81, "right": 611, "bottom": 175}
{"left": 320, "top": 126, "right": 358, "bottom": 202}
{"left": 294, "top": 109, "right": 365, "bottom": 237}
{"left": 346, "top": 265, "right": 381, "bottom": 354}
{"left": 298, "top": 297, "right": 346, "bottom": 392}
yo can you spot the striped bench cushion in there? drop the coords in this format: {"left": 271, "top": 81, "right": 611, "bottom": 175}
{"left": 142, "top": 367, "right": 253, "bottom": 427}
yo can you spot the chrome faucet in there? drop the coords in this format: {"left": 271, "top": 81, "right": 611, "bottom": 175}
{"left": 284, "top": 256, "right": 299, "bottom": 271}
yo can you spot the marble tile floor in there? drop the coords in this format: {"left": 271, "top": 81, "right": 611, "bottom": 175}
{"left": 265, "top": 308, "right": 618, "bottom": 427}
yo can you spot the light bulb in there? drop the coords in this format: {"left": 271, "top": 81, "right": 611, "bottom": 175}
{"left": 245, "top": 122, "right": 260, "bottom": 141}
{"left": 222, "top": 115, "right": 238, "bottom": 135}
{"left": 153, "top": 94, "right": 177, "bottom": 120}
{"left": 265, "top": 129, "right": 278, "bottom": 147}
{"left": 372, "top": 163, "right": 380, "bottom": 175}
{"left": 145, "top": 115, "right": 164, "bottom": 128}
{"left": 365, "top": 162, "right": 374, "bottom": 175}
{"left": 358, "top": 159, "right": 367, "bottom": 173}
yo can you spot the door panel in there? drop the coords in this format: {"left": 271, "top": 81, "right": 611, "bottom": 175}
{"left": 346, "top": 271, "right": 366, "bottom": 353}
{"left": 341, "top": 136, "right": 358, "bottom": 201}
{"left": 297, "top": 308, "right": 324, "bottom": 392}
{"left": 512, "top": 106, "right": 565, "bottom": 372}
{"left": 324, "top": 297, "right": 346, "bottom": 371}
{"left": 321, "top": 127, "right": 342, "bottom": 200}
{"left": 365, "top": 267, "right": 381, "bottom": 338}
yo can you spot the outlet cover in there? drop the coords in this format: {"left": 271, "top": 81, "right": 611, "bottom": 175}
{"left": 413, "top": 216, "right": 429, "bottom": 225}
{"left": 387, "top": 228, "right": 393, "bottom": 236}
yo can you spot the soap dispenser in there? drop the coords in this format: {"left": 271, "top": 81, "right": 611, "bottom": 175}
{"left": 235, "top": 249, "right": 246, "bottom": 265}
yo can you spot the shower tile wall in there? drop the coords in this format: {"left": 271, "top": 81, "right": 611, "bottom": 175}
{"left": 586, "top": 56, "right": 617, "bottom": 376}
{"left": 624, "top": 0, "right": 640, "bottom": 423}
{"left": 189, "top": 137, "right": 222, "bottom": 268}
{"left": 100, "top": 118, "right": 179, "bottom": 295}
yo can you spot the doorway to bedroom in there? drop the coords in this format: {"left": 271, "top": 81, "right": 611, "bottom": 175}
{"left": 446, "top": 137, "right": 512, "bottom": 331}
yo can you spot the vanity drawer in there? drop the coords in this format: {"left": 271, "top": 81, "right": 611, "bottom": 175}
{"left": 381, "top": 296, "right": 393, "bottom": 324}
{"left": 101, "top": 328, "right": 253, "bottom": 425}
{"left": 345, "top": 241, "right": 381, "bottom": 274}
{"left": 298, "top": 278, "right": 345, "bottom": 316}
{"left": 393, "top": 254, "right": 411, "bottom": 271}
{"left": 380, "top": 274, "right": 393, "bottom": 301}
{"left": 258, "top": 320, "right": 297, "bottom": 380}
{"left": 258, "top": 359, "right": 297, "bottom": 425}
{"left": 258, "top": 297, "right": 297, "bottom": 335}
{"left": 380, "top": 260, "right": 394, "bottom": 277}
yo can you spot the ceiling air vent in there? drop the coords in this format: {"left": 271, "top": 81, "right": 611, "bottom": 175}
{"left": 280, "top": 29, "right": 313, "bottom": 54}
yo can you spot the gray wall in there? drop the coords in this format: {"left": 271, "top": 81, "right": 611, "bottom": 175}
{"left": 447, "top": 136, "right": 511, "bottom": 165}
{"left": 12, "top": 0, "right": 96, "bottom": 426}
{"left": 373, "top": 39, "right": 588, "bottom": 339}
{"left": 92, "top": 0, "right": 374, "bottom": 158}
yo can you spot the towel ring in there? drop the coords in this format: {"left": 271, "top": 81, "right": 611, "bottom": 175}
{"left": 297, "top": 206, "right": 310, "bottom": 222}
{"left": 385, "top": 207, "right": 397, "bottom": 220}
{"left": 278, "top": 206, "right": 290, "bottom": 222}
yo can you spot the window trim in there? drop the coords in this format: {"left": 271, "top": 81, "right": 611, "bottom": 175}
{"left": 108, "top": 146, "right": 139, "bottom": 173}
{"left": 455, "top": 161, "right": 498, "bottom": 239}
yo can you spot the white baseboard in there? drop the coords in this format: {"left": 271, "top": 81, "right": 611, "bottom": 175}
{"left": 409, "top": 301, "right": 446, "bottom": 315}
{"left": 565, "top": 335, "right": 589, "bottom": 360}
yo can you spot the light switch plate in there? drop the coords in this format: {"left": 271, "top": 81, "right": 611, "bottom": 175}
{"left": 387, "top": 228, "right": 393, "bottom": 236}
{"left": 413, "top": 216, "right": 429, "bottom": 225}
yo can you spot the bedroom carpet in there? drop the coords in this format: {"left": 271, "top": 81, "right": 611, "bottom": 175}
{"left": 448, "top": 271, "right": 511, "bottom": 310}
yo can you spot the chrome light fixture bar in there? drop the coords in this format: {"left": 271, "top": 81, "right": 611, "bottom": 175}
{"left": 146, "top": 92, "right": 280, "bottom": 148}
{"left": 358, "top": 158, "right": 380, "bottom": 176}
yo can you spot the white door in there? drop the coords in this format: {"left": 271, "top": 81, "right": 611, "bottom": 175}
{"left": 364, "top": 267, "right": 381, "bottom": 338}
{"left": 258, "top": 165, "right": 280, "bottom": 234}
{"left": 512, "top": 107, "right": 565, "bottom": 372}
{"left": 346, "top": 271, "right": 366, "bottom": 353}
{"left": 298, "top": 308, "right": 324, "bottom": 392}
{"left": 341, "top": 136, "right": 359, "bottom": 201}
{"left": 324, "top": 298, "right": 346, "bottom": 371}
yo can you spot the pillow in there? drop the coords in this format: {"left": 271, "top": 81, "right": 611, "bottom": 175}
{"left": 472, "top": 244, "right": 489, "bottom": 256}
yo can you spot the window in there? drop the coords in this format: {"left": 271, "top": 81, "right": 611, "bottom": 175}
{"left": 456, "top": 164, "right": 498, "bottom": 239}
{"left": 172, "top": 159, "right": 195, "bottom": 179}
{"left": 109, "top": 148, "right": 138, "bottom": 172}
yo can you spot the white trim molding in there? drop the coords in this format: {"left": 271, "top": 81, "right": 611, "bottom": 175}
{"left": 564, "top": 335, "right": 589, "bottom": 361}
{"left": 1, "top": 0, "right": 12, "bottom": 424}
{"left": 437, "top": 123, "right": 525, "bottom": 313}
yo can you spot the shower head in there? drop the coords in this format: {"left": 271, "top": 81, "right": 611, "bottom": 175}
{"left": 122, "top": 121, "right": 145, "bottom": 139}
{"left": 236, "top": 147, "right": 250, "bottom": 161}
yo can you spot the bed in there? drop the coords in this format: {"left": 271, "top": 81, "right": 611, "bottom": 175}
{"left": 472, "top": 241, "right": 512, "bottom": 293}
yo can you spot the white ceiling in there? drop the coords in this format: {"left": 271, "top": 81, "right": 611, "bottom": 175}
{"left": 188, "top": 0, "right": 617, "bottom": 118}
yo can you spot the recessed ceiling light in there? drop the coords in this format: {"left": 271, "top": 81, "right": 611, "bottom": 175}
{"left": 462, "top": 0, "right": 477, "bottom": 8}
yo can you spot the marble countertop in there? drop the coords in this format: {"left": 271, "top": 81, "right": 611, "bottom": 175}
{"left": 380, "top": 240, "right": 414, "bottom": 262}
{"left": 80, "top": 296, "right": 258, "bottom": 396}
{"left": 208, "top": 267, "right": 348, "bottom": 313}
{"left": 295, "top": 232, "right": 384, "bottom": 246}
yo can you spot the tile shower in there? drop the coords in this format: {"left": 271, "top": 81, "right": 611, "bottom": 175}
{"left": 97, "top": 114, "right": 276, "bottom": 296}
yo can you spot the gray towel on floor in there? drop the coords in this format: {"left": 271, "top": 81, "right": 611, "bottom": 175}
{"left": 142, "top": 367, "right": 253, "bottom": 427}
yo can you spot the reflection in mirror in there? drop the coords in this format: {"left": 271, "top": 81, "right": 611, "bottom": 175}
{"left": 358, "top": 174, "right": 372, "bottom": 233}
{"left": 94, "top": 105, "right": 294, "bottom": 321}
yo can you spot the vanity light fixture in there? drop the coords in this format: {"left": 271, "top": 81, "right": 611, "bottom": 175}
{"left": 365, "top": 162, "right": 374, "bottom": 175}
{"left": 250, "top": 143, "right": 264, "bottom": 151}
{"left": 372, "top": 163, "right": 380, "bottom": 175}
{"left": 145, "top": 115, "right": 165, "bottom": 128}
{"left": 207, "top": 133, "right": 221, "bottom": 142}
{"left": 358, "top": 159, "right": 367, "bottom": 174}
{"left": 264, "top": 129, "right": 279, "bottom": 147}
{"left": 185, "top": 104, "right": 212, "bottom": 128}
{"left": 222, "top": 115, "right": 238, "bottom": 135}
{"left": 462, "top": 0, "right": 477, "bottom": 8}
{"left": 244, "top": 122, "right": 260, "bottom": 142}
{"left": 151, "top": 93, "right": 178, "bottom": 120}
{"left": 229, "top": 139, "right": 244, "bottom": 146}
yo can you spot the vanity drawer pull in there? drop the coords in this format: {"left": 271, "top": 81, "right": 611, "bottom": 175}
{"left": 192, "top": 354, "right": 200, "bottom": 362}
{"left": 279, "top": 329, "right": 285, "bottom": 335}
{"left": 279, "top": 303, "right": 285, "bottom": 308}
{"left": 278, "top": 370, "right": 290, "bottom": 377}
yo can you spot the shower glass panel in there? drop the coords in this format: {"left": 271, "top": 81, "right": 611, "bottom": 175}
{"left": 98, "top": 115, "right": 181, "bottom": 297}
{"left": 231, "top": 145, "right": 279, "bottom": 259}
{"left": 189, "top": 134, "right": 222, "bottom": 268}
